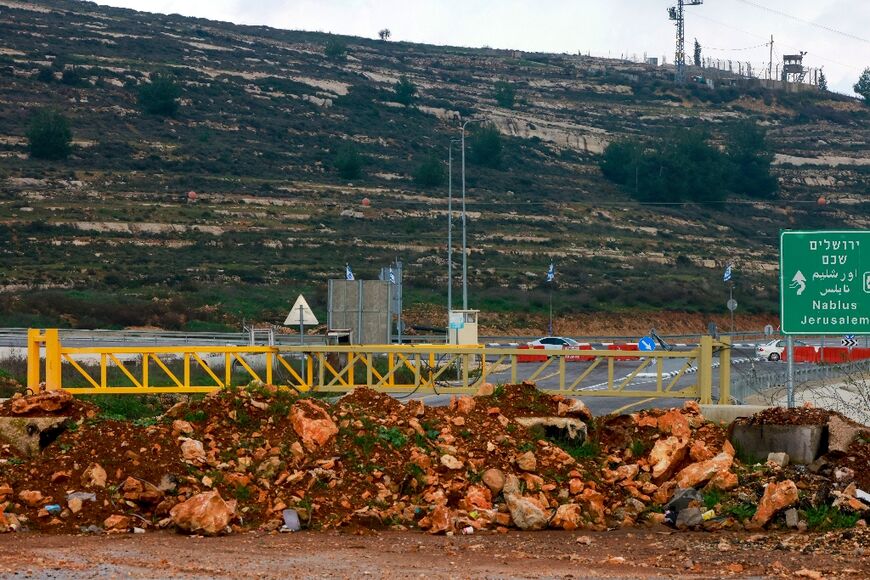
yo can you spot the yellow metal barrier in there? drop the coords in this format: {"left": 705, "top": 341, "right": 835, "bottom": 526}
{"left": 26, "top": 329, "right": 729, "bottom": 402}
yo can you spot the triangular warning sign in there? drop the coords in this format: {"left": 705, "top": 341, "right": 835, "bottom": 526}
{"left": 283, "top": 294, "right": 319, "bottom": 326}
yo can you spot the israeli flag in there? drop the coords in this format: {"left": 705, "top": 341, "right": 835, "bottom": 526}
{"left": 388, "top": 268, "right": 396, "bottom": 284}
{"left": 345, "top": 264, "right": 354, "bottom": 281}
{"left": 546, "top": 262, "right": 555, "bottom": 283}
{"left": 723, "top": 264, "right": 732, "bottom": 283}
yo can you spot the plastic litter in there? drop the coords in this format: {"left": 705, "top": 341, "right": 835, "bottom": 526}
{"left": 45, "top": 504, "right": 62, "bottom": 515}
{"left": 66, "top": 491, "right": 97, "bottom": 503}
{"left": 280, "top": 509, "right": 301, "bottom": 532}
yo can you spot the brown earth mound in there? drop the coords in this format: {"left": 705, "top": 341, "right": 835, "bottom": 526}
{"left": 0, "top": 384, "right": 866, "bottom": 538}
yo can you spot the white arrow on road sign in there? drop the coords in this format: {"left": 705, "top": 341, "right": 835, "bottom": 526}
{"left": 638, "top": 336, "right": 656, "bottom": 352}
{"left": 283, "top": 295, "right": 318, "bottom": 326}
{"left": 789, "top": 270, "right": 806, "bottom": 296}
{"left": 842, "top": 335, "right": 857, "bottom": 347}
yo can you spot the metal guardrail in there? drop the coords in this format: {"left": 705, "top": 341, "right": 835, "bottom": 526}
{"left": 731, "top": 359, "right": 870, "bottom": 404}
{"left": 25, "top": 329, "right": 732, "bottom": 403}
{"left": 3, "top": 326, "right": 844, "bottom": 348}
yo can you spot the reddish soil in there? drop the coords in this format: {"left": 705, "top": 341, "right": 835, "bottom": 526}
{"left": 1, "top": 385, "right": 866, "bottom": 563}
{"left": 0, "top": 528, "right": 866, "bottom": 578}
{"left": 740, "top": 406, "right": 839, "bottom": 427}
{"left": 402, "top": 304, "right": 780, "bottom": 336}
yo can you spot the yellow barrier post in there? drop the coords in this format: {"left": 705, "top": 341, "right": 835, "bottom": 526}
{"left": 718, "top": 336, "right": 731, "bottom": 405}
{"left": 44, "top": 328, "right": 61, "bottom": 390}
{"left": 27, "top": 328, "right": 42, "bottom": 391}
{"left": 698, "top": 335, "right": 713, "bottom": 405}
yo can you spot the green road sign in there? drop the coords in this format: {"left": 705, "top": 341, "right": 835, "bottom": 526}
{"left": 780, "top": 230, "right": 870, "bottom": 335}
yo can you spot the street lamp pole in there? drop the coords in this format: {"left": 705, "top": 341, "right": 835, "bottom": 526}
{"left": 447, "top": 139, "right": 459, "bottom": 321}
{"left": 460, "top": 119, "right": 476, "bottom": 311}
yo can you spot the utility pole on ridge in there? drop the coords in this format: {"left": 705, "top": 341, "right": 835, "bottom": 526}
{"left": 668, "top": 0, "right": 703, "bottom": 84}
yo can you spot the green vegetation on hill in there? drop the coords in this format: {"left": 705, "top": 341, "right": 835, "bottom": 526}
{"left": 0, "top": 0, "right": 867, "bottom": 330}
{"left": 600, "top": 122, "right": 777, "bottom": 202}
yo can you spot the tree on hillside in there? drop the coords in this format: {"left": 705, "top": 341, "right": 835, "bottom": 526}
{"left": 413, "top": 155, "right": 445, "bottom": 187}
{"left": 334, "top": 144, "right": 363, "bottom": 180}
{"left": 324, "top": 38, "right": 347, "bottom": 60}
{"left": 726, "top": 121, "right": 778, "bottom": 199}
{"left": 26, "top": 108, "right": 72, "bottom": 160}
{"left": 36, "top": 67, "right": 54, "bottom": 83}
{"left": 693, "top": 39, "right": 702, "bottom": 67}
{"left": 599, "top": 129, "right": 729, "bottom": 203}
{"left": 493, "top": 81, "right": 516, "bottom": 108}
{"left": 470, "top": 123, "right": 503, "bottom": 169}
{"left": 61, "top": 67, "right": 86, "bottom": 86}
{"left": 599, "top": 139, "right": 643, "bottom": 187}
{"left": 818, "top": 69, "right": 828, "bottom": 92}
{"left": 393, "top": 75, "right": 417, "bottom": 105}
{"left": 854, "top": 68, "right": 870, "bottom": 103}
{"left": 138, "top": 72, "right": 181, "bottom": 116}
{"left": 378, "top": 28, "right": 391, "bottom": 41}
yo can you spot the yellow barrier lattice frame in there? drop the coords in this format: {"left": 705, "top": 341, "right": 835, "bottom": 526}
{"left": 26, "top": 329, "right": 728, "bottom": 403}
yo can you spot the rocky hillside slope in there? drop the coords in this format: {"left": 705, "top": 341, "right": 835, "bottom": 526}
{"left": 0, "top": 0, "right": 867, "bottom": 330}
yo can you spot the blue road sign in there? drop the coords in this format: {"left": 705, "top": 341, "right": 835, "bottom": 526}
{"left": 638, "top": 336, "right": 657, "bottom": 352}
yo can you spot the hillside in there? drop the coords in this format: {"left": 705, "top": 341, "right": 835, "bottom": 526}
{"left": 0, "top": 0, "right": 868, "bottom": 332}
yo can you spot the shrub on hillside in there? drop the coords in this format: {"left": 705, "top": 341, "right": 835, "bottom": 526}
{"left": 854, "top": 68, "right": 870, "bottom": 104}
{"left": 61, "top": 67, "right": 86, "bottom": 86}
{"left": 138, "top": 72, "right": 181, "bottom": 116}
{"left": 469, "top": 123, "right": 503, "bottom": 169}
{"left": 726, "top": 121, "right": 778, "bottom": 199}
{"left": 600, "top": 122, "right": 778, "bottom": 202}
{"left": 393, "top": 75, "right": 417, "bottom": 106}
{"left": 493, "top": 81, "right": 516, "bottom": 108}
{"left": 26, "top": 108, "right": 72, "bottom": 160}
{"left": 324, "top": 38, "right": 347, "bottom": 60}
{"left": 413, "top": 155, "right": 445, "bottom": 187}
{"left": 335, "top": 144, "right": 363, "bottom": 179}
{"left": 599, "top": 129, "right": 728, "bottom": 202}
{"left": 36, "top": 67, "right": 55, "bottom": 83}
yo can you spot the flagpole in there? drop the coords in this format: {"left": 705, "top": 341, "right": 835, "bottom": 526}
{"left": 548, "top": 286, "right": 553, "bottom": 335}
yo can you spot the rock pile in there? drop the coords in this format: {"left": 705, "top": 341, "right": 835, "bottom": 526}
{"left": 0, "top": 382, "right": 867, "bottom": 537}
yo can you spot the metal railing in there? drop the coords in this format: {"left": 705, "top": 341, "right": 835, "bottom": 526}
{"left": 25, "top": 329, "right": 731, "bottom": 403}
{"left": 731, "top": 359, "right": 870, "bottom": 404}
{"left": 2, "top": 326, "right": 821, "bottom": 348}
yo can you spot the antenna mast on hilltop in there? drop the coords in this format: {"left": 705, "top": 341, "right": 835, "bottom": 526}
{"left": 668, "top": 0, "right": 703, "bottom": 83}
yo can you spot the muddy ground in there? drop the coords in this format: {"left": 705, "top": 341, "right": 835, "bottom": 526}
{"left": 0, "top": 528, "right": 867, "bottom": 579}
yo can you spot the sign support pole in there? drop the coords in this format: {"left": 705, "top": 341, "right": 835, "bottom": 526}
{"left": 786, "top": 335, "right": 794, "bottom": 408}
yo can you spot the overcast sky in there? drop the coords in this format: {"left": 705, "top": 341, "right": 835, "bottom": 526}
{"left": 93, "top": 1, "right": 868, "bottom": 96}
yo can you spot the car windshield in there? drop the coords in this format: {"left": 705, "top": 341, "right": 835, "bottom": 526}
{"left": 562, "top": 338, "right": 581, "bottom": 346}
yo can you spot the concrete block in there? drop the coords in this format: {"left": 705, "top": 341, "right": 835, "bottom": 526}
{"left": 785, "top": 508, "right": 799, "bottom": 529}
{"left": 700, "top": 405, "right": 771, "bottom": 425}
{"left": 767, "top": 452, "right": 790, "bottom": 467}
{"left": 730, "top": 423, "right": 825, "bottom": 465}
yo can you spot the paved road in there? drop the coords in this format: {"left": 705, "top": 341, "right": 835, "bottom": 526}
{"left": 0, "top": 336, "right": 797, "bottom": 415}
{"left": 413, "top": 343, "right": 771, "bottom": 415}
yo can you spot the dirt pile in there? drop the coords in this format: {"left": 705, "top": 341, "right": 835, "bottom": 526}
{"left": 0, "top": 384, "right": 867, "bottom": 537}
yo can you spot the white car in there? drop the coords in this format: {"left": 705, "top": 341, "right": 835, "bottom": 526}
{"left": 528, "top": 336, "right": 582, "bottom": 349}
{"left": 756, "top": 339, "right": 808, "bottom": 361}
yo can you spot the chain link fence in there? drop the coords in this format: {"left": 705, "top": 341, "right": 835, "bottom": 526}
{"left": 731, "top": 359, "right": 870, "bottom": 424}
